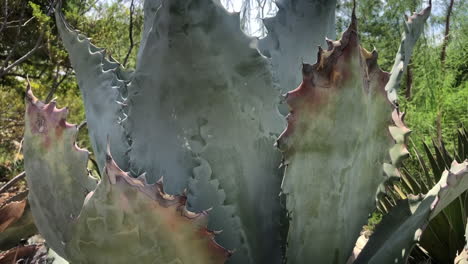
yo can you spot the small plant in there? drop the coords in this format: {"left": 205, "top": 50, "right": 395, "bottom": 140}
{"left": 380, "top": 127, "right": 468, "bottom": 262}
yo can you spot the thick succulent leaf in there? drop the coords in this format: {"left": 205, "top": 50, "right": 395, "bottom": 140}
{"left": 187, "top": 158, "right": 254, "bottom": 263}
{"left": 381, "top": 129, "right": 468, "bottom": 263}
{"left": 455, "top": 248, "right": 468, "bottom": 263}
{"left": 138, "top": 0, "right": 161, "bottom": 56}
{"left": 259, "top": 0, "right": 337, "bottom": 100}
{"left": 354, "top": 160, "right": 468, "bottom": 263}
{"left": 385, "top": 4, "right": 431, "bottom": 103}
{"left": 346, "top": 234, "right": 369, "bottom": 264}
{"left": 64, "top": 150, "right": 230, "bottom": 264}
{"left": 23, "top": 88, "right": 97, "bottom": 257}
{"left": 127, "top": 0, "right": 284, "bottom": 262}
{"left": 276, "top": 5, "right": 430, "bottom": 262}
{"left": 454, "top": 223, "right": 468, "bottom": 264}
{"left": 417, "top": 133, "right": 468, "bottom": 263}
{"left": 276, "top": 14, "right": 396, "bottom": 263}
{"left": 55, "top": 10, "right": 131, "bottom": 172}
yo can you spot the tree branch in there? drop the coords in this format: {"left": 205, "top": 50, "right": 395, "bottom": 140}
{"left": 1, "top": 6, "right": 25, "bottom": 70}
{"left": 0, "top": 0, "right": 8, "bottom": 33}
{"left": 0, "top": 171, "right": 25, "bottom": 194}
{"left": 440, "top": 0, "right": 454, "bottom": 66}
{"left": 45, "top": 68, "right": 69, "bottom": 103}
{"left": 0, "top": 33, "right": 44, "bottom": 78}
{"left": 405, "top": 63, "right": 413, "bottom": 100}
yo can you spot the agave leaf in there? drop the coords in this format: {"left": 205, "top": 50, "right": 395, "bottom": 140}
{"left": 23, "top": 88, "right": 97, "bottom": 257}
{"left": 277, "top": 14, "right": 392, "bottom": 263}
{"left": 354, "top": 160, "right": 468, "bottom": 264}
{"left": 55, "top": 10, "right": 131, "bottom": 172}
{"left": 440, "top": 141, "right": 454, "bottom": 166}
{"left": 423, "top": 142, "right": 443, "bottom": 181}
{"left": 457, "top": 128, "right": 468, "bottom": 161}
{"left": 126, "top": 0, "right": 284, "bottom": 262}
{"left": 385, "top": 4, "right": 431, "bottom": 103}
{"left": 384, "top": 128, "right": 468, "bottom": 262}
{"left": 418, "top": 134, "right": 468, "bottom": 263}
{"left": 64, "top": 149, "right": 230, "bottom": 264}
{"left": 259, "top": 0, "right": 337, "bottom": 99}
{"left": 412, "top": 139, "right": 436, "bottom": 187}
{"left": 276, "top": 4, "right": 430, "bottom": 262}
{"left": 454, "top": 223, "right": 468, "bottom": 264}
{"left": 138, "top": 0, "right": 161, "bottom": 59}
{"left": 57, "top": 0, "right": 284, "bottom": 261}
{"left": 24, "top": 89, "right": 228, "bottom": 263}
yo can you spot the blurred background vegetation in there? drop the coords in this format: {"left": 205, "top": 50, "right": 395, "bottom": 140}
{"left": 0, "top": 0, "right": 144, "bottom": 179}
{"left": 0, "top": 0, "right": 466, "bottom": 190}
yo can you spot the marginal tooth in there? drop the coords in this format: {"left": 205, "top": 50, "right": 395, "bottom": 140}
{"left": 325, "top": 37, "right": 334, "bottom": 50}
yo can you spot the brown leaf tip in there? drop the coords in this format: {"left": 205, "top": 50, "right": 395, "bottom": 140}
{"left": 25, "top": 86, "right": 75, "bottom": 136}
{"left": 406, "top": 2, "right": 432, "bottom": 24}
{"left": 430, "top": 161, "right": 468, "bottom": 216}
{"left": 102, "top": 153, "right": 232, "bottom": 260}
{"left": 391, "top": 109, "right": 410, "bottom": 134}
{"left": 276, "top": 14, "right": 365, "bottom": 155}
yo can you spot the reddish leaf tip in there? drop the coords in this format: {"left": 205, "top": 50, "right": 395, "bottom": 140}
{"left": 100, "top": 154, "right": 232, "bottom": 261}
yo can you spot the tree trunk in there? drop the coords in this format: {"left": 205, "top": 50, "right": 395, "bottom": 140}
{"left": 405, "top": 63, "right": 413, "bottom": 99}
{"left": 436, "top": 110, "right": 443, "bottom": 144}
{"left": 440, "top": 0, "right": 454, "bottom": 66}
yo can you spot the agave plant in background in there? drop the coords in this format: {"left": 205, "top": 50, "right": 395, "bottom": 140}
{"left": 380, "top": 128, "right": 468, "bottom": 263}
{"left": 21, "top": 0, "right": 468, "bottom": 263}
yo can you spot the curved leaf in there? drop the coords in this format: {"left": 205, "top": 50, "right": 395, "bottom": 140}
{"left": 65, "top": 149, "right": 230, "bottom": 264}
{"left": 55, "top": 10, "right": 132, "bottom": 172}
{"left": 276, "top": 13, "right": 396, "bottom": 263}
{"left": 259, "top": 0, "right": 337, "bottom": 99}
{"left": 127, "top": 0, "right": 284, "bottom": 262}
{"left": 23, "top": 87, "right": 97, "bottom": 257}
{"left": 385, "top": 4, "right": 431, "bottom": 103}
{"left": 354, "top": 160, "right": 468, "bottom": 263}
{"left": 276, "top": 5, "right": 430, "bottom": 260}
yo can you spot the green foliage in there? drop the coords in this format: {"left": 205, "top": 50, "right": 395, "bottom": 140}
{"left": 0, "top": 0, "right": 144, "bottom": 180}
{"left": 337, "top": 0, "right": 468, "bottom": 152}
{"left": 364, "top": 211, "right": 383, "bottom": 232}
{"left": 64, "top": 0, "right": 144, "bottom": 69}
{"left": 400, "top": 36, "right": 468, "bottom": 151}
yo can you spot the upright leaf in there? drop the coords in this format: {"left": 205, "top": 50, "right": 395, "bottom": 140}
{"left": 385, "top": 4, "right": 431, "bottom": 103}
{"left": 355, "top": 160, "right": 468, "bottom": 263}
{"left": 64, "top": 149, "right": 230, "bottom": 264}
{"left": 259, "top": 0, "right": 337, "bottom": 99}
{"left": 55, "top": 10, "right": 131, "bottom": 172}
{"left": 23, "top": 87, "right": 97, "bottom": 257}
{"left": 277, "top": 4, "right": 430, "bottom": 262}
{"left": 126, "top": 0, "right": 285, "bottom": 262}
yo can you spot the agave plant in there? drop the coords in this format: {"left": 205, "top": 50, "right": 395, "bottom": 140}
{"left": 22, "top": 0, "right": 468, "bottom": 263}
{"left": 381, "top": 127, "right": 468, "bottom": 262}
